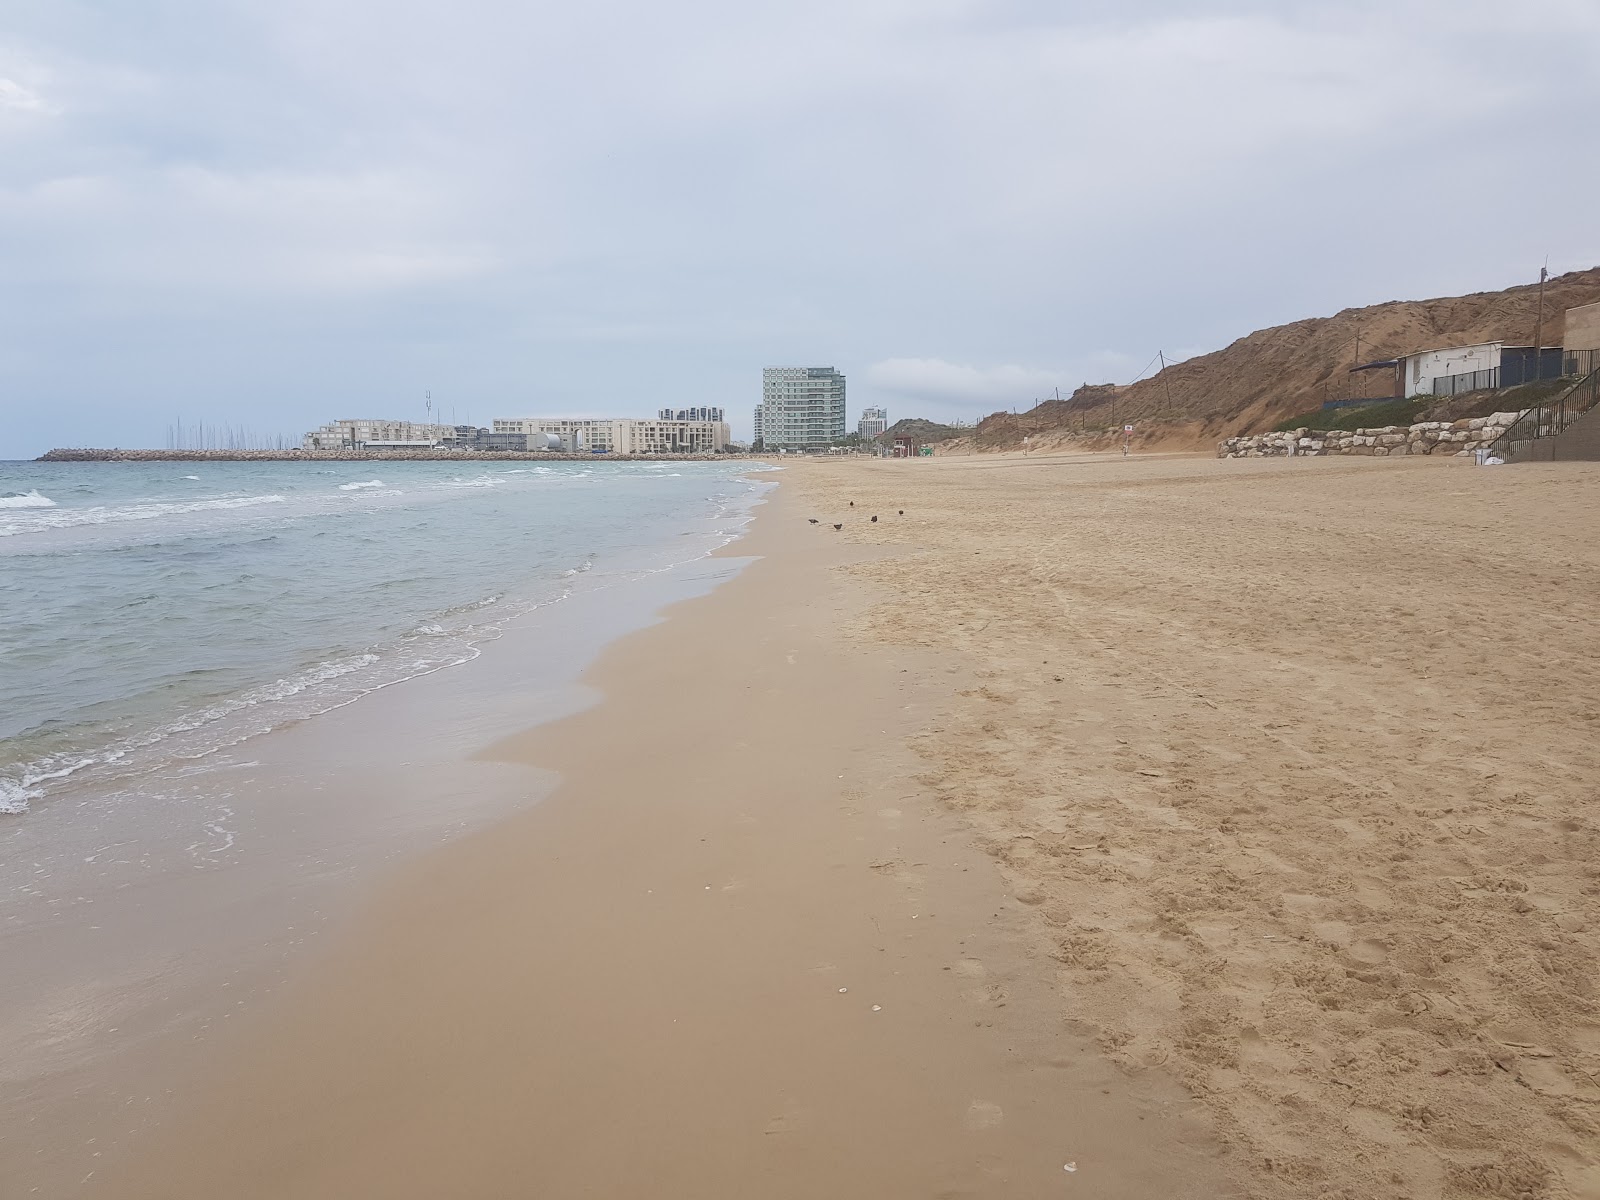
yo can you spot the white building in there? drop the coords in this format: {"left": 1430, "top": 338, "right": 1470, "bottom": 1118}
{"left": 760, "top": 367, "right": 847, "bottom": 450}
{"left": 302, "top": 419, "right": 462, "bottom": 450}
{"left": 1398, "top": 343, "right": 1502, "bottom": 398}
{"left": 494, "top": 417, "right": 611, "bottom": 452}
{"left": 1387, "top": 341, "right": 1568, "bottom": 398}
{"left": 492, "top": 416, "right": 730, "bottom": 454}
{"left": 657, "top": 406, "right": 725, "bottom": 423}
{"left": 858, "top": 406, "right": 888, "bottom": 439}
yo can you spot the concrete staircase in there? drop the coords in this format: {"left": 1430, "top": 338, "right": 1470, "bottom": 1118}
{"left": 1525, "top": 403, "right": 1600, "bottom": 461}
{"left": 1499, "top": 368, "right": 1600, "bottom": 462}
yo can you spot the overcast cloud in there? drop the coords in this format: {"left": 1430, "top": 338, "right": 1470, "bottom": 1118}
{"left": 2, "top": 0, "right": 1597, "bottom": 455}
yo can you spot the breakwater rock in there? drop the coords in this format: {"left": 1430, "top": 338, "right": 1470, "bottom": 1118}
{"left": 1218, "top": 412, "right": 1524, "bottom": 459}
{"left": 38, "top": 448, "right": 751, "bottom": 463}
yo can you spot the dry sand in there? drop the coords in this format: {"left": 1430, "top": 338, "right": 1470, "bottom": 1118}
{"left": 791, "top": 452, "right": 1600, "bottom": 1199}
{"left": 80, "top": 451, "right": 1600, "bottom": 1199}
{"left": 89, "top": 481, "right": 1228, "bottom": 1199}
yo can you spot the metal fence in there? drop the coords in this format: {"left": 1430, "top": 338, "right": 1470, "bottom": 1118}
{"left": 1567, "top": 349, "right": 1600, "bottom": 378}
{"left": 1433, "top": 367, "right": 1499, "bottom": 396}
{"left": 1433, "top": 349, "right": 1600, "bottom": 397}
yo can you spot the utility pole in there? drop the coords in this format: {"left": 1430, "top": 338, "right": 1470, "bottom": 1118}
{"left": 1353, "top": 331, "right": 1363, "bottom": 400}
{"left": 1532, "top": 263, "right": 1549, "bottom": 382}
{"left": 1158, "top": 351, "right": 1174, "bottom": 415}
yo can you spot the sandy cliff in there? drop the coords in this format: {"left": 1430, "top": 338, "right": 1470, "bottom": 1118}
{"left": 964, "top": 267, "right": 1600, "bottom": 453}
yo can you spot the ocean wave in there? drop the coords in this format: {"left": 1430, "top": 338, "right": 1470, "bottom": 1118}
{"left": 0, "top": 756, "right": 98, "bottom": 815}
{"left": 0, "top": 493, "right": 286, "bottom": 537}
{"left": 338, "top": 479, "right": 384, "bottom": 491}
{"left": 0, "top": 780, "right": 37, "bottom": 814}
{"left": 182, "top": 475, "right": 200, "bottom": 480}
{"left": 0, "top": 586, "right": 538, "bottom": 816}
{"left": 0, "top": 490, "right": 56, "bottom": 509}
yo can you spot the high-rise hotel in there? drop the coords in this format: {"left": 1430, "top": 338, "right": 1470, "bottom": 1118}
{"left": 755, "top": 367, "right": 846, "bottom": 450}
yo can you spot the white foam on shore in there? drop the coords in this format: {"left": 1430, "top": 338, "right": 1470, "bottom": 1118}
{"left": 0, "top": 780, "right": 37, "bottom": 814}
{"left": 0, "top": 587, "right": 534, "bottom": 816}
{"left": 0, "top": 490, "right": 56, "bottom": 509}
{"left": 338, "top": 479, "right": 384, "bottom": 491}
{"left": 0, "top": 757, "right": 99, "bottom": 815}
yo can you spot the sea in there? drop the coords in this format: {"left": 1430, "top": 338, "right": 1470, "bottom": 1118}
{"left": 0, "top": 456, "right": 776, "bottom": 1189}
{"left": 0, "top": 459, "right": 771, "bottom": 817}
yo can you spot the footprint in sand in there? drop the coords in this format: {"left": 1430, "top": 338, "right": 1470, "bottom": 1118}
{"left": 1349, "top": 938, "right": 1389, "bottom": 963}
{"left": 964, "top": 1100, "right": 1005, "bottom": 1130}
{"left": 763, "top": 1107, "right": 812, "bottom": 1135}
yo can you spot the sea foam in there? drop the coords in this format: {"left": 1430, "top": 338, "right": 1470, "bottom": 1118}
{"left": 0, "top": 493, "right": 286, "bottom": 536}
{"left": 0, "top": 490, "right": 56, "bottom": 509}
{"left": 0, "top": 780, "right": 36, "bottom": 815}
{"left": 338, "top": 479, "right": 385, "bottom": 490}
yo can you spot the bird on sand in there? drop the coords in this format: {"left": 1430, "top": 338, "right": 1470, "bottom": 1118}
{"left": 871, "top": 515, "right": 878, "bottom": 523}
{"left": 808, "top": 518, "right": 818, "bottom": 524}
{"left": 849, "top": 501, "right": 854, "bottom": 507}
{"left": 898, "top": 509, "right": 904, "bottom": 516}
{"left": 832, "top": 523, "right": 842, "bottom": 530}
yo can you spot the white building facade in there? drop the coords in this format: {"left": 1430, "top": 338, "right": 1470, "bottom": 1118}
{"left": 760, "top": 367, "right": 847, "bottom": 450}
{"left": 857, "top": 406, "right": 888, "bottom": 439}
{"left": 1400, "top": 343, "right": 1502, "bottom": 397}
{"left": 302, "top": 419, "right": 462, "bottom": 450}
{"left": 491, "top": 416, "right": 730, "bottom": 454}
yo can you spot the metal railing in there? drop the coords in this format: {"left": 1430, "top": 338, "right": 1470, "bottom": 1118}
{"left": 1433, "top": 367, "right": 1499, "bottom": 396}
{"left": 1567, "top": 349, "right": 1600, "bottom": 378}
{"left": 1433, "top": 350, "right": 1600, "bottom": 397}
{"left": 1487, "top": 367, "right": 1600, "bottom": 461}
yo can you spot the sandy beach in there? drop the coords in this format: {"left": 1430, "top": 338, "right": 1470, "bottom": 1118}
{"left": 85, "top": 477, "right": 1227, "bottom": 1199}
{"left": 73, "top": 451, "right": 1600, "bottom": 1198}
{"left": 792, "top": 451, "right": 1600, "bottom": 1198}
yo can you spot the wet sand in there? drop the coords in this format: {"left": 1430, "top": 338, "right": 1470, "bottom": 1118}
{"left": 90, "top": 479, "right": 1230, "bottom": 1198}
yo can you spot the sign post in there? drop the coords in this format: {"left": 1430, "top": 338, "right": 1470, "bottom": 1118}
{"left": 1123, "top": 424, "right": 1133, "bottom": 456}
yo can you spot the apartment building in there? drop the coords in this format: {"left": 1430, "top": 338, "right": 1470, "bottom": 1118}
{"left": 857, "top": 406, "right": 888, "bottom": 439}
{"left": 759, "top": 367, "right": 846, "bottom": 450}
{"left": 657, "top": 406, "right": 725, "bottom": 423}
{"left": 493, "top": 417, "right": 614, "bottom": 453}
{"left": 302, "top": 419, "right": 461, "bottom": 450}
{"left": 614, "top": 419, "right": 728, "bottom": 454}
{"left": 491, "top": 416, "right": 730, "bottom": 454}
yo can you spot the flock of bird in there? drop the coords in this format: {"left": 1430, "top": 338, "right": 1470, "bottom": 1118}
{"left": 808, "top": 502, "right": 905, "bottom": 532}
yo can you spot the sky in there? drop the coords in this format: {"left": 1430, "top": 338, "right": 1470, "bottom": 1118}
{"left": 2, "top": 0, "right": 1598, "bottom": 457}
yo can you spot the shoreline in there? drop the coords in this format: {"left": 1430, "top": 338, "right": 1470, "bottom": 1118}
{"left": 1, "top": 479, "right": 775, "bottom": 1196}
{"left": 29, "top": 449, "right": 765, "bottom": 463}
{"left": 83, "top": 473, "right": 1233, "bottom": 1198}
{"left": 29, "top": 448, "right": 1591, "bottom": 1196}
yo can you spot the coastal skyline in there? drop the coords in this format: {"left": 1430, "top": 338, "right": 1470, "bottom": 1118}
{"left": 4, "top": 0, "right": 1599, "bottom": 459}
